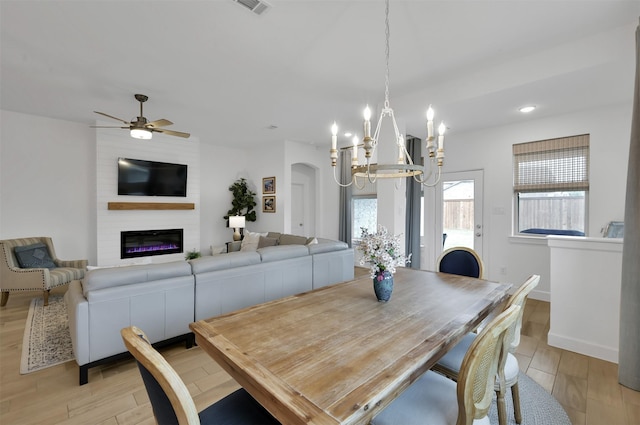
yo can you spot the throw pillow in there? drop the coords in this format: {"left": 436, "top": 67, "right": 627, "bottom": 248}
{"left": 258, "top": 236, "right": 279, "bottom": 249}
{"left": 240, "top": 231, "right": 267, "bottom": 251}
{"left": 14, "top": 243, "right": 57, "bottom": 269}
{"left": 306, "top": 237, "right": 318, "bottom": 245}
{"left": 279, "top": 234, "right": 308, "bottom": 245}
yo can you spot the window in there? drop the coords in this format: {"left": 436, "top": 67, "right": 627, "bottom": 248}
{"left": 352, "top": 196, "right": 377, "bottom": 240}
{"left": 513, "top": 134, "right": 589, "bottom": 236}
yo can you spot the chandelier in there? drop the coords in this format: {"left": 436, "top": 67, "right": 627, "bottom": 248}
{"left": 330, "top": 0, "right": 446, "bottom": 188}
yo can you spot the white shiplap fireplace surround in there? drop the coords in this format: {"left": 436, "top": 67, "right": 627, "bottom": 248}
{"left": 96, "top": 129, "right": 200, "bottom": 266}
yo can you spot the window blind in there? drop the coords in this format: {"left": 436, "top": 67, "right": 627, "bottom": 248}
{"left": 513, "top": 134, "right": 589, "bottom": 192}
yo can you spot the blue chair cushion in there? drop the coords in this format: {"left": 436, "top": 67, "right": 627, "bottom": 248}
{"left": 439, "top": 250, "right": 481, "bottom": 278}
{"left": 372, "top": 370, "right": 491, "bottom": 425}
{"left": 13, "top": 243, "right": 56, "bottom": 269}
{"left": 198, "top": 387, "right": 280, "bottom": 424}
{"left": 137, "top": 361, "right": 279, "bottom": 425}
{"left": 137, "top": 363, "right": 179, "bottom": 425}
{"left": 520, "top": 228, "right": 585, "bottom": 236}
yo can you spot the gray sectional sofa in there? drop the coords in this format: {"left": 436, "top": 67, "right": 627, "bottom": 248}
{"left": 64, "top": 236, "right": 353, "bottom": 384}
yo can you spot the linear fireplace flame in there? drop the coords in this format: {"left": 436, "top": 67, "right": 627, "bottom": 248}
{"left": 121, "top": 229, "right": 183, "bottom": 259}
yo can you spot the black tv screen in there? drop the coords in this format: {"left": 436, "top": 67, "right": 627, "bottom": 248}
{"left": 118, "top": 157, "right": 187, "bottom": 197}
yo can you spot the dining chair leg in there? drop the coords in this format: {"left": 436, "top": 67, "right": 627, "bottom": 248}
{"left": 512, "top": 381, "right": 522, "bottom": 424}
{"left": 497, "top": 386, "right": 508, "bottom": 425}
{"left": 1, "top": 292, "right": 9, "bottom": 307}
{"left": 43, "top": 290, "right": 50, "bottom": 306}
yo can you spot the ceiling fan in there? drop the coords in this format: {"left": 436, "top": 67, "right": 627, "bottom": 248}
{"left": 92, "top": 94, "right": 190, "bottom": 139}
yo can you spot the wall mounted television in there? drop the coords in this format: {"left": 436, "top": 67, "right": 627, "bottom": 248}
{"left": 118, "top": 157, "right": 187, "bottom": 197}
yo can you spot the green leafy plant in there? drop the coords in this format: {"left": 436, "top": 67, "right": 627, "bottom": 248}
{"left": 224, "top": 178, "right": 257, "bottom": 222}
{"left": 185, "top": 249, "right": 201, "bottom": 260}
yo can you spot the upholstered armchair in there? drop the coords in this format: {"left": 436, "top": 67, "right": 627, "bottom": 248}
{"left": 0, "top": 237, "right": 87, "bottom": 306}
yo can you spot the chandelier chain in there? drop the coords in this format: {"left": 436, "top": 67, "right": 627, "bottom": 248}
{"left": 384, "top": 0, "right": 390, "bottom": 109}
{"left": 329, "top": 0, "right": 445, "bottom": 187}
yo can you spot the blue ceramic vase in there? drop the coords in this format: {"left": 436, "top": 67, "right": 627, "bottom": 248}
{"left": 373, "top": 270, "right": 394, "bottom": 302}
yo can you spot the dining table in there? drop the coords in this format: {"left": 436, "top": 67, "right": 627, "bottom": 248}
{"left": 189, "top": 267, "right": 511, "bottom": 425}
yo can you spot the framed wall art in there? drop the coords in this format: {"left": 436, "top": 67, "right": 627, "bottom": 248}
{"left": 263, "top": 196, "right": 276, "bottom": 213}
{"left": 262, "top": 177, "right": 276, "bottom": 194}
{"left": 604, "top": 221, "right": 624, "bottom": 238}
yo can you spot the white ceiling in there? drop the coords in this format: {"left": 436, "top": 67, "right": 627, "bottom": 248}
{"left": 1, "top": 0, "right": 638, "bottom": 149}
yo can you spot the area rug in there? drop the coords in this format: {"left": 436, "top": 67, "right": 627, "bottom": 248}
{"left": 488, "top": 372, "right": 572, "bottom": 425}
{"left": 20, "top": 295, "right": 74, "bottom": 374}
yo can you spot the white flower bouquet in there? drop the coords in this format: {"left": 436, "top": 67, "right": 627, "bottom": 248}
{"left": 358, "top": 224, "right": 411, "bottom": 279}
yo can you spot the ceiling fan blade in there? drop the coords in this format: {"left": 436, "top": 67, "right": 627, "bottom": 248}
{"left": 153, "top": 128, "right": 191, "bottom": 138}
{"left": 94, "top": 111, "right": 130, "bottom": 124}
{"left": 146, "top": 119, "right": 173, "bottom": 128}
{"left": 90, "top": 125, "right": 129, "bottom": 129}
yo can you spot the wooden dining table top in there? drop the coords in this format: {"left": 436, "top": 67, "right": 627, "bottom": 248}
{"left": 189, "top": 267, "right": 511, "bottom": 425}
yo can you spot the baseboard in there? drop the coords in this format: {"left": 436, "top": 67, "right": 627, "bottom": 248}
{"left": 548, "top": 331, "right": 618, "bottom": 363}
{"left": 529, "top": 289, "right": 550, "bottom": 302}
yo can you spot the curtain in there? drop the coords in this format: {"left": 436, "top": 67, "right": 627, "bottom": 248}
{"left": 405, "top": 136, "right": 421, "bottom": 269}
{"left": 338, "top": 150, "right": 353, "bottom": 247}
{"left": 619, "top": 18, "right": 640, "bottom": 391}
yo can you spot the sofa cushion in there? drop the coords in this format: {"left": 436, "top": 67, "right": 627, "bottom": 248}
{"left": 189, "top": 251, "right": 261, "bottom": 273}
{"left": 14, "top": 243, "right": 57, "bottom": 269}
{"left": 258, "top": 236, "right": 279, "bottom": 249}
{"left": 241, "top": 231, "right": 267, "bottom": 251}
{"left": 82, "top": 261, "right": 192, "bottom": 297}
{"left": 278, "top": 234, "right": 308, "bottom": 245}
{"left": 307, "top": 239, "right": 349, "bottom": 255}
{"left": 257, "top": 245, "right": 309, "bottom": 263}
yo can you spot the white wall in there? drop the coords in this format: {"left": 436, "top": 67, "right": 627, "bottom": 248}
{"left": 2, "top": 99, "right": 631, "bottom": 300}
{"left": 284, "top": 140, "right": 339, "bottom": 239}
{"left": 95, "top": 128, "right": 200, "bottom": 265}
{"left": 0, "top": 110, "right": 341, "bottom": 263}
{"left": 433, "top": 102, "right": 632, "bottom": 300}
{"left": 199, "top": 142, "right": 250, "bottom": 254}
{"left": 548, "top": 236, "right": 623, "bottom": 363}
{"left": 0, "top": 110, "right": 96, "bottom": 263}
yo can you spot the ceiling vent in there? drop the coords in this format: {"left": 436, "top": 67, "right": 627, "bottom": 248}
{"left": 234, "top": 0, "right": 271, "bottom": 15}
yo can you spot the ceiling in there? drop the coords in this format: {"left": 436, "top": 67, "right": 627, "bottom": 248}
{"left": 1, "top": 0, "right": 638, "bottom": 149}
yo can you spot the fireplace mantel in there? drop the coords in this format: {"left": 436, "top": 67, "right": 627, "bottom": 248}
{"left": 108, "top": 202, "right": 195, "bottom": 210}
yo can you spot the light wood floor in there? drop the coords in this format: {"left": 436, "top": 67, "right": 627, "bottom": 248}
{"left": 1, "top": 271, "right": 639, "bottom": 425}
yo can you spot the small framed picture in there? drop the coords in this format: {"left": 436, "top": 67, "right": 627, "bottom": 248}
{"left": 263, "top": 176, "right": 276, "bottom": 194}
{"left": 263, "top": 196, "right": 276, "bottom": 213}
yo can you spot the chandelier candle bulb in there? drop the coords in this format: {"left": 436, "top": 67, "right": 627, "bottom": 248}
{"left": 331, "top": 122, "right": 338, "bottom": 150}
{"left": 330, "top": 122, "right": 339, "bottom": 166}
{"left": 352, "top": 136, "right": 359, "bottom": 166}
{"left": 438, "top": 121, "right": 446, "bottom": 150}
{"left": 363, "top": 105, "right": 372, "bottom": 138}
{"left": 426, "top": 105, "right": 435, "bottom": 141}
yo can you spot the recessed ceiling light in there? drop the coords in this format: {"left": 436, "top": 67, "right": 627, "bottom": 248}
{"left": 344, "top": 132, "right": 353, "bottom": 137}
{"left": 519, "top": 105, "right": 536, "bottom": 113}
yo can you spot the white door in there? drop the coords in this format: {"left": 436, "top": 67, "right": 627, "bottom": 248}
{"left": 291, "top": 182, "right": 305, "bottom": 236}
{"left": 435, "top": 170, "right": 484, "bottom": 257}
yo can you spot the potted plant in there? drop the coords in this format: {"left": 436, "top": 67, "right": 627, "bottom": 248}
{"left": 358, "top": 225, "right": 411, "bottom": 302}
{"left": 185, "top": 249, "right": 201, "bottom": 260}
{"left": 223, "top": 178, "right": 257, "bottom": 223}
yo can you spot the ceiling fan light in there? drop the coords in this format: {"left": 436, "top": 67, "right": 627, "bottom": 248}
{"left": 130, "top": 128, "right": 152, "bottom": 139}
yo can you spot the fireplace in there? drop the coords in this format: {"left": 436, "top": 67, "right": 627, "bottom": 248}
{"left": 121, "top": 229, "right": 183, "bottom": 259}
